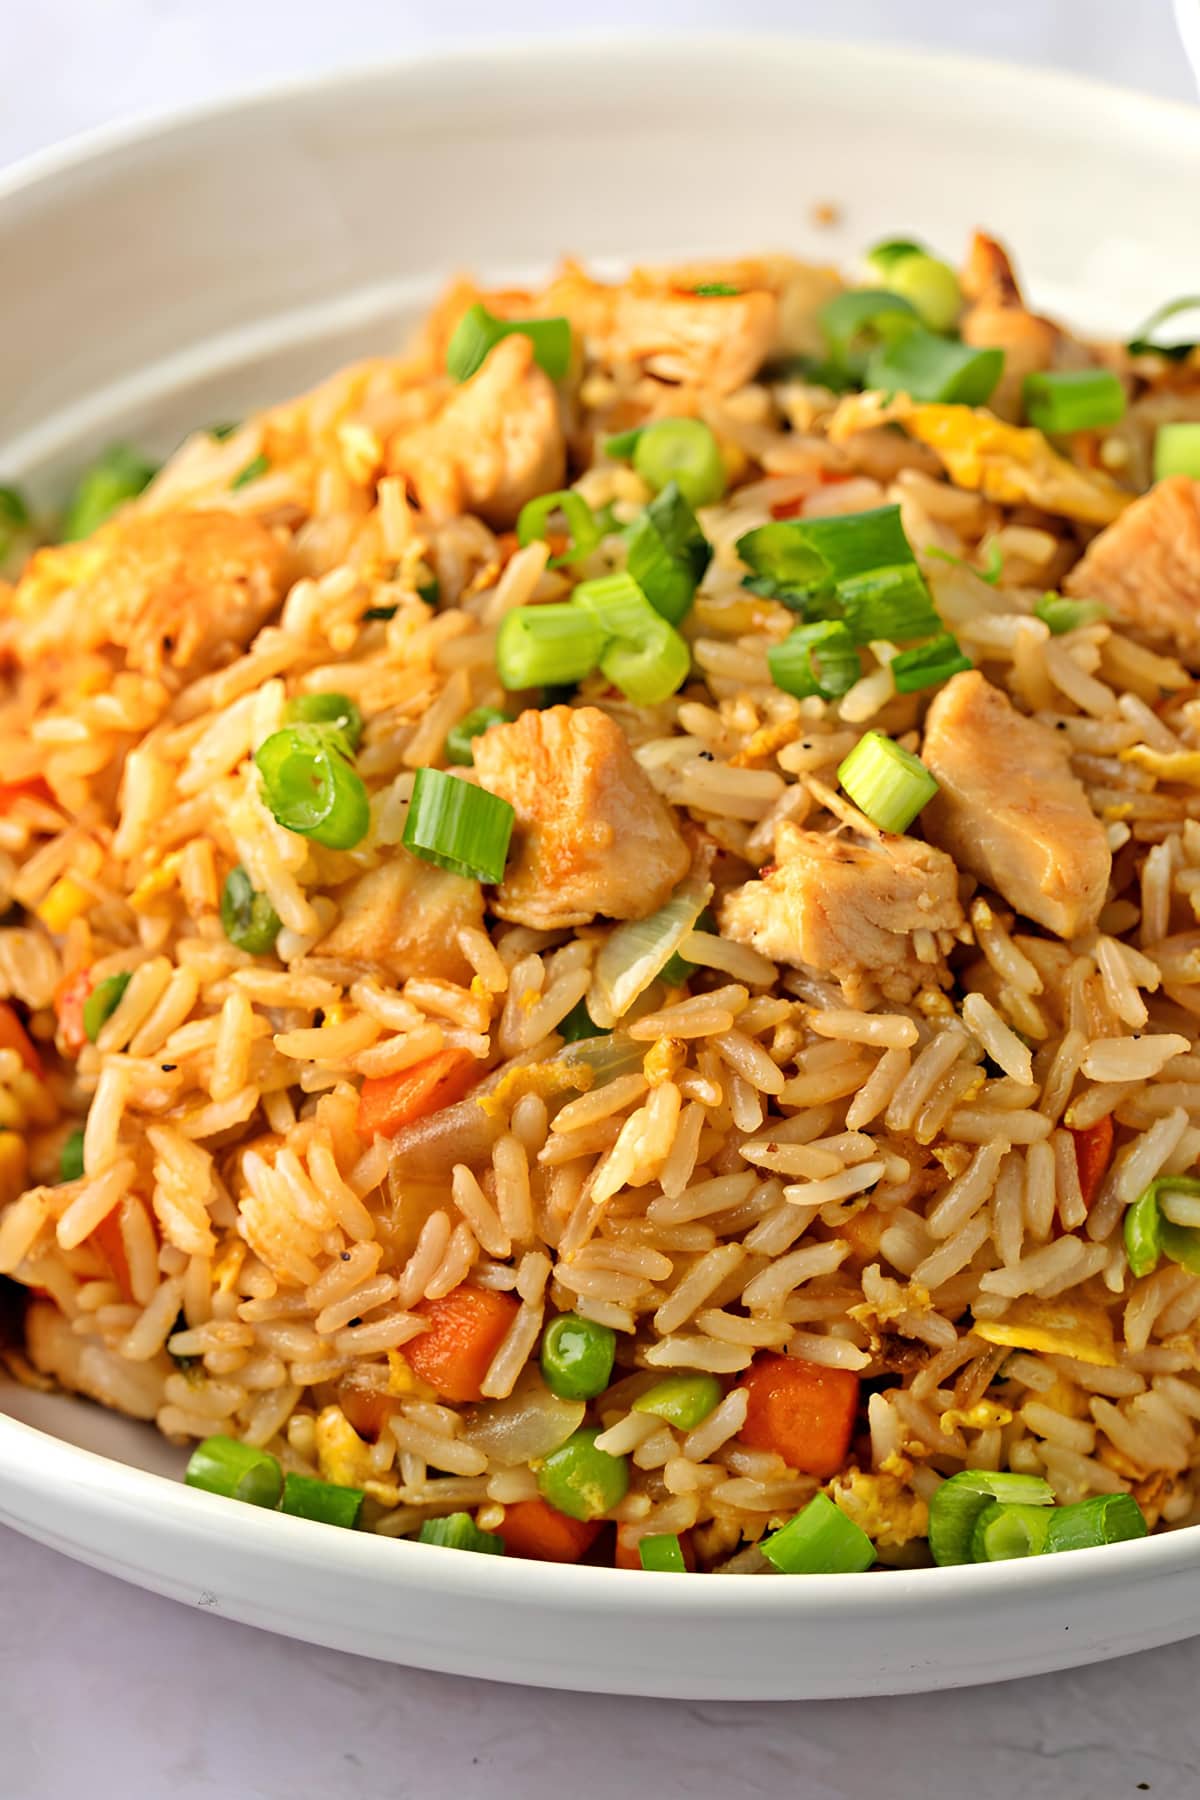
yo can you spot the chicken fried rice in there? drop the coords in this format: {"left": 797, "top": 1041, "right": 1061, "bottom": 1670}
{"left": 2, "top": 234, "right": 1200, "bottom": 1573}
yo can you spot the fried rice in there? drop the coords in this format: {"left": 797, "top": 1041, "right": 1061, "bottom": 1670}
{"left": 2, "top": 232, "right": 1200, "bottom": 1572}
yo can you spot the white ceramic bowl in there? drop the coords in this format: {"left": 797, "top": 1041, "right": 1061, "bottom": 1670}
{"left": 3, "top": 37, "right": 1200, "bottom": 1699}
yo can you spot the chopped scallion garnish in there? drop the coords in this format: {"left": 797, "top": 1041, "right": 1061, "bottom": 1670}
{"left": 768, "top": 620, "right": 861, "bottom": 701}
{"left": 872, "top": 252, "right": 962, "bottom": 334}
{"left": 761, "top": 1491, "right": 876, "bottom": 1575}
{"left": 1034, "top": 594, "right": 1108, "bottom": 635}
{"left": 574, "top": 571, "right": 692, "bottom": 706}
{"left": 927, "top": 1468, "right": 1054, "bottom": 1567}
{"left": 62, "top": 444, "right": 158, "bottom": 541}
{"left": 737, "top": 504, "right": 916, "bottom": 610}
{"left": 281, "top": 1472, "right": 365, "bottom": 1529}
{"left": 220, "top": 866, "right": 282, "bottom": 956}
{"left": 819, "top": 288, "right": 920, "bottom": 380}
{"left": 230, "top": 452, "right": 270, "bottom": 490}
{"left": 185, "top": 1435, "right": 283, "bottom": 1508}
{"left": 837, "top": 731, "right": 939, "bottom": 835}
{"left": 889, "top": 632, "right": 972, "bottom": 694}
{"left": 864, "top": 238, "right": 925, "bottom": 274}
{"left": 638, "top": 1533, "right": 688, "bottom": 1571}
{"left": 495, "top": 604, "right": 606, "bottom": 692}
{"left": 632, "top": 418, "right": 727, "bottom": 509}
{"left": 1043, "top": 1493, "right": 1146, "bottom": 1553}
{"left": 1022, "top": 369, "right": 1126, "bottom": 434}
{"left": 1153, "top": 423, "right": 1200, "bottom": 482}
{"left": 868, "top": 328, "right": 1004, "bottom": 405}
{"left": 1127, "top": 295, "right": 1200, "bottom": 361}
{"left": 282, "top": 690, "right": 363, "bottom": 753}
{"left": 58, "top": 1126, "right": 85, "bottom": 1183}
{"left": 604, "top": 426, "right": 644, "bottom": 460}
{"left": 625, "top": 480, "right": 712, "bottom": 625}
{"left": 838, "top": 563, "right": 942, "bottom": 645}
{"left": 557, "top": 997, "right": 607, "bottom": 1043}
{"left": 254, "top": 726, "right": 370, "bottom": 850}
{"left": 418, "top": 1511, "right": 506, "bottom": 1553}
{"left": 516, "top": 489, "right": 602, "bottom": 568}
{"left": 446, "top": 303, "right": 572, "bottom": 383}
{"left": 444, "top": 706, "right": 511, "bottom": 767}
{"left": 970, "top": 1500, "right": 1054, "bottom": 1562}
{"left": 0, "top": 486, "right": 30, "bottom": 531}
{"left": 83, "top": 972, "right": 131, "bottom": 1044}
{"left": 691, "top": 282, "right": 739, "bottom": 297}
{"left": 402, "top": 766, "right": 514, "bottom": 885}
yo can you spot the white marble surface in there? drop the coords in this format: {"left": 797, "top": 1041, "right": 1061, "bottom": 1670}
{"left": 4, "top": 4, "right": 1200, "bottom": 1795}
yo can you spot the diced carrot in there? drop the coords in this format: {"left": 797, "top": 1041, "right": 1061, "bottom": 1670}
{"left": 54, "top": 969, "right": 93, "bottom": 1057}
{"left": 1070, "top": 1114, "right": 1115, "bottom": 1212}
{"left": 768, "top": 495, "right": 806, "bottom": 520}
{"left": 405, "top": 1283, "right": 521, "bottom": 1403}
{"left": 497, "top": 1498, "right": 602, "bottom": 1564}
{"left": 614, "top": 1523, "right": 696, "bottom": 1571}
{"left": 838, "top": 1204, "right": 887, "bottom": 1269}
{"left": 93, "top": 1204, "right": 135, "bottom": 1304}
{"left": 355, "top": 1048, "right": 477, "bottom": 1139}
{"left": 338, "top": 1382, "right": 399, "bottom": 1444}
{"left": 0, "top": 776, "right": 52, "bottom": 810}
{"left": 0, "top": 1001, "right": 43, "bottom": 1079}
{"left": 737, "top": 1353, "right": 859, "bottom": 1479}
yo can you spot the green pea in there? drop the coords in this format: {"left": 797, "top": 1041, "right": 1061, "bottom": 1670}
{"left": 536, "top": 1427, "right": 629, "bottom": 1521}
{"left": 283, "top": 690, "right": 364, "bottom": 753}
{"left": 254, "top": 725, "right": 370, "bottom": 851}
{"left": 82, "top": 972, "right": 132, "bottom": 1044}
{"left": 444, "top": 706, "right": 511, "bottom": 767}
{"left": 220, "top": 866, "right": 282, "bottom": 956}
{"left": 633, "top": 419, "right": 727, "bottom": 509}
{"left": 539, "top": 1313, "right": 617, "bottom": 1401}
{"left": 631, "top": 1373, "right": 722, "bottom": 1430}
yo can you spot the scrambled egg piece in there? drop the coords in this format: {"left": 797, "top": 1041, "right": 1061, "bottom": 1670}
{"left": 477, "top": 1056, "right": 592, "bottom": 1121}
{"left": 314, "top": 1403, "right": 375, "bottom": 1489}
{"left": 829, "top": 1458, "right": 929, "bottom": 1547}
{"left": 1121, "top": 746, "right": 1200, "bottom": 785}
{"left": 827, "top": 393, "right": 1132, "bottom": 526}
{"left": 938, "top": 1399, "right": 1013, "bottom": 1437}
{"left": 971, "top": 1296, "right": 1117, "bottom": 1367}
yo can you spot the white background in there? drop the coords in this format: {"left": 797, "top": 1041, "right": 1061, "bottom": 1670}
{"left": 4, "top": 5, "right": 1200, "bottom": 1796}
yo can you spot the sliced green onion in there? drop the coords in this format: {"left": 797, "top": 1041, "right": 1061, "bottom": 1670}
{"left": 62, "top": 444, "right": 158, "bottom": 541}
{"left": 1127, "top": 295, "right": 1200, "bottom": 361}
{"left": 185, "top": 1435, "right": 283, "bottom": 1508}
{"left": 1023, "top": 369, "right": 1126, "bottom": 435}
{"left": 625, "top": 481, "right": 712, "bottom": 625}
{"left": 281, "top": 1471, "right": 364, "bottom": 1529}
{"left": 220, "top": 866, "right": 282, "bottom": 956}
{"left": 230, "top": 452, "right": 270, "bottom": 490}
{"left": 927, "top": 1468, "right": 1054, "bottom": 1567}
{"left": 208, "top": 421, "right": 239, "bottom": 442}
{"left": 495, "top": 604, "right": 606, "bottom": 692}
{"left": 402, "top": 766, "right": 514, "bottom": 885}
{"left": 838, "top": 563, "right": 942, "bottom": 646}
{"left": 838, "top": 731, "right": 939, "bottom": 834}
{"left": 599, "top": 613, "right": 690, "bottom": 707}
{"left": 1043, "top": 1493, "right": 1146, "bottom": 1554}
{"left": 890, "top": 633, "right": 973, "bottom": 694}
{"left": 865, "top": 238, "right": 925, "bottom": 274}
{"left": 1124, "top": 1185, "right": 1164, "bottom": 1278}
{"left": 925, "top": 541, "right": 1003, "bottom": 586}
{"left": 552, "top": 1031, "right": 644, "bottom": 1091}
{"left": 444, "top": 706, "right": 511, "bottom": 767}
{"left": 761, "top": 1491, "right": 876, "bottom": 1575}
{"left": 970, "top": 1500, "right": 1054, "bottom": 1562}
{"left": 587, "top": 872, "right": 712, "bottom": 1029}
{"left": 875, "top": 253, "right": 962, "bottom": 334}
{"left": 540, "top": 1312, "right": 617, "bottom": 1401}
{"left": 633, "top": 419, "right": 727, "bottom": 509}
{"left": 557, "top": 997, "right": 606, "bottom": 1043}
{"left": 536, "top": 1426, "right": 629, "bottom": 1521}
{"left": 83, "top": 972, "right": 131, "bottom": 1044}
{"left": 631, "top": 1373, "right": 722, "bottom": 1430}
{"left": 737, "top": 504, "right": 915, "bottom": 608}
{"left": 446, "top": 303, "right": 572, "bottom": 383}
{"left": 868, "top": 328, "right": 1004, "bottom": 406}
{"left": 254, "top": 726, "right": 370, "bottom": 851}
{"left": 768, "top": 621, "right": 861, "bottom": 701}
{"left": 58, "top": 1126, "right": 85, "bottom": 1183}
{"left": 417, "top": 574, "right": 440, "bottom": 608}
{"left": 604, "top": 426, "right": 644, "bottom": 460}
{"left": 0, "top": 486, "right": 30, "bottom": 531}
{"left": 516, "top": 489, "right": 602, "bottom": 568}
{"left": 362, "top": 605, "right": 398, "bottom": 622}
{"left": 282, "top": 690, "right": 364, "bottom": 753}
{"left": 638, "top": 1533, "right": 687, "bottom": 1571}
{"left": 417, "top": 1511, "right": 506, "bottom": 1554}
{"left": 691, "top": 282, "right": 739, "bottom": 297}
{"left": 572, "top": 571, "right": 653, "bottom": 639}
{"left": 1153, "top": 423, "right": 1200, "bottom": 482}
{"left": 1159, "top": 1214, "right": 1200, "bottom": 1276}
{"left": 1034, "top": 594, "right": 1109, "bottom": 635}
{"left": 819, "top": 289, "right": 920, "bottom": 379}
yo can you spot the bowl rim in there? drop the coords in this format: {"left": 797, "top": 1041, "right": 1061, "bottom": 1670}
{"left": 2, "top": 30, "right": 1199, "bottom": 1616}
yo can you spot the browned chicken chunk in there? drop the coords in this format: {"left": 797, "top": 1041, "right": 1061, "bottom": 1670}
{"left": 959, "top": 232, "right": 1059, "bottom": 423}
{"left": 718, "top": 820, "right": 965, "bottom": 1004}
{"left": 922, "top": 670, "right": 1110, "bottom": 938}
{"left": 318, "top": 851, "right": 485, "bottom": 986}
{"left": 7, "top": 508, "right": 286, "bottom": 679}
{"left": 473, "top": 705, "right": 690, "bottom": 929}
{"left": 388, "top": 333, "right": 565, "bottom": 528}
{"left": 1063, "top": 475, "right": 1200, "bottom": 664}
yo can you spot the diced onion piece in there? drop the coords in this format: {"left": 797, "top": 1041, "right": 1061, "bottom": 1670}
{"left": 586, "top": 873, "right": 713, "bottom": 1030}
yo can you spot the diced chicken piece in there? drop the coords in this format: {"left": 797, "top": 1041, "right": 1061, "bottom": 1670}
{"left": 921, "top": 670, "right": 1110, "bottom": 938}
{"left": 6, "top": 509, "right": 286, "bottom": 679}
{"left": 318, "top": 851, "right": 485, "bottom": 986}
{"left": 959, "top": 232, "right": 1059, "bottom": 422}
{"left": 473, "top": 705, "right": 690, "bottom": 929}
{"left": 718, "top": 820, "right": 965, "bottom": 1004}
{"left": 388, "top": 333, "right": 565, "bottom": 528}
{"left": 1063, "top": 475, "right": 1200, "bottom": 663}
